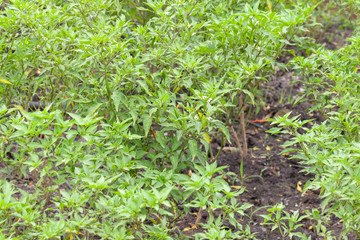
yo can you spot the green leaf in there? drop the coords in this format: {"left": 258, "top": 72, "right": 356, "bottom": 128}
{"left": 188, "top": 139, "right": 198, "bottom": 160}
{"left": 111, "top": 90, "right": 122, "bottom": 112}
{"left": 0, "top": 105, "right": 7, "bottom": 115}
{"left": 143, "top": 114, "right": 152, "bottom": 136}
{"left": 171, "top": 136, "right": 182, "bottom": 151}
{"left": 13, "top": 105, "right": 25, "bottom": 115}
{"left": 138, "top": 80, "right": 151, "bottom": 95}
{"left": 155, "top": 131, "right": 166, "bottom": 148}
{"left": 86, "top": 103, "right": 102, "bottom": 116}
{"left": 68, "top": 112, "right": 84, "bottom": 125}
{"left": 217, "top": 124, "right": 231, "bottom": 143}
{"left": 195, "top": 121, "right": 201, "bottom": 134}
{"left": 243, "top": 89, "right": 255, "bottom": 105}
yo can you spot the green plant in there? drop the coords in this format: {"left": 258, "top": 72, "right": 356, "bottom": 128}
{"left": 269, "top": 9, "right": 360, "bottom": 236}
{"left": 261, "top": 203, "right": 308, "bottom": 239}
{"left": 304, "top": 208, "right": 335, "bottom": 239}
{"left": 0, "top": 0, "right": 321, "bottom": 238}
{"left": 194, "top": 215, "right": 257, "bottom": 240}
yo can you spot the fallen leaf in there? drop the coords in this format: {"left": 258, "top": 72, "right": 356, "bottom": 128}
{"left": 231, "top": 185, "right": 243, "bottom": 189}
{"left": 266, "top": 146, "right": 271, "bottom": 151}
{"left": 297, "top": 181, "right": 302, "bottom": 193}
{"left": 246, "top": 128, "right": 258, "bottom": 135}
{"left": 222, "top": 147, "right": 239, "bottom": 152}
{"left": 191, "top": 225, "right": 198, "bottom": 229}
{"left": 264, "top": 112, "right": 273, "bottom": 119}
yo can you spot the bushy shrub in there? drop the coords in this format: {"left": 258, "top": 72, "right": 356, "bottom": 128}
{"left": 0, "top": 0, "right": 317, "bottom": 238}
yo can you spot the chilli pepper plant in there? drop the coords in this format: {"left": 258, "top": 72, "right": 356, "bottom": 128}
{"left": 270, "top": 2, "right": 360, "bottom": 237}
{"left": 0, "top": 0, "right": 320, "bottom": 238}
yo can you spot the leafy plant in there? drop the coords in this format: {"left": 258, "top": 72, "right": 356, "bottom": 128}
{"left": 269, "top": 8, "right": 360, "bottom": 236}
{"left": 0, "top": 0, "right": 322, "bottom": 238}
{"left": 261, "top": 203, "right": 308, "bottom": 240}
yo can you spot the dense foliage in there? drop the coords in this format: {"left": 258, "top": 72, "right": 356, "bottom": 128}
{"left": 0, "top": 0, "right": 359, "bottom": 239}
